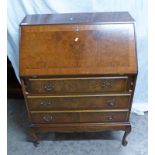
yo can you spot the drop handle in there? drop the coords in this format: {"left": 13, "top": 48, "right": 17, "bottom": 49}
{"left": 108, "top": 102, "right": 115, "bottom": 106}
{"left": 43, "top": 114, "right": 53, "bottom": 122}
{"left": 44, "top": 82, "right": 54, "bottom": 91}
{"left": 106, "top": 99, "right": 116, "bottom": 107}
{"left": 40, "top": 100, "right": 51, "bottom": 106}
{"left": 102, "top": 80, "right": 113, "bottom": 88}
{"left": 105, "top": 116, "right": 113, "bottom": 120}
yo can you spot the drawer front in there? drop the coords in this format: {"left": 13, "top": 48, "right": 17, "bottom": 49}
{"left": 30, "top": 111, "right": 128, "bottom": 124}
{"left": 26, "top": 77, "right": 129, "bottom": 94}
{"left": 27, "top": 94, "right": 131, "bottom": 110}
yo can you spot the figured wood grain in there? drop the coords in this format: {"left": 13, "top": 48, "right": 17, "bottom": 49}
{"left": 27, "top": 94, "right": 131, "bottom": 110}
{"left": 25, "top": 76, "right": 130, "bottom": 94}
{"left": 20, "top": 23, "right": 137, "bottom": 76}
{"left": 19, "top": 12, "right": 138, "bottom": 146}
{"left": 30, "top": 110, "right": 128, "bottom": 124}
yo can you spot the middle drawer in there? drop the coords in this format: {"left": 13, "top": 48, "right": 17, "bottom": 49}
{"left": 27, "top": 94, "right": 131, "bottom": 110}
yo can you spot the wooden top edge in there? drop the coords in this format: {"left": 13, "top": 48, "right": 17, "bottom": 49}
{"left": 27, "top": 93, "right": 131, "bottom": 98}
{"left": 30, "top": 109, "right": 129, "bottom": 113}
{"left": 20, "top": 12, "right": 135, "bottom": 26}
{"left": 19, "top": 72, "right": 138, "bottom": 78}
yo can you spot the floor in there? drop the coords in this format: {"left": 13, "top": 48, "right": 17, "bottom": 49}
{"left": 7, "top": 99, "right": 148, "bottom": 155}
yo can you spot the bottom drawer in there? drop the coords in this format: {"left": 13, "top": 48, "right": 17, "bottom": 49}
{"left": 30, "top": 110, "right": 128, "bottom": 124}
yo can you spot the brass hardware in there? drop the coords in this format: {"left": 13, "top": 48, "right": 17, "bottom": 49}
{"left": 43, "top": 114, "right": 53, "bottom": 122}
{"left": 32, "top": 75, "right": 37, "bottom": 78}
{"left": 106, "top": 116, "right": 113, "bottom": 120}
{"left": 25, "top": 91, "right": 29, "bottom": 95}
{"left": 102, "top": 80, "right": 112, "bottom": 88}
{"left": 106, "top": 98, "right": 116, "bottom": 107}
{"left": 108, "top": 116, "right": 113, "bottom": 120}
{"left": 40, "top": 100, "right": 51, "bottom": 106}
{"left": 129, "top": 89, "right": 132, "bottom": 93}
{"left": 44, "top": 82, "right": 54, "bottom": 91}
{"left": 131, "top": 82, "right": 134, "bottom": 86}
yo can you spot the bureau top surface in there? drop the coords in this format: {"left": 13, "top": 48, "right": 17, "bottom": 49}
{"left": 20, "top": 12, "right": 134, "bottom": 26}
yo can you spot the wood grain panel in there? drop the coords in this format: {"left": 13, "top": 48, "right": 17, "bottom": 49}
{"left": 30, "top": 110, "right": 128, "bottom": 124}
{"left": 20, "top": 24, "right": 137, "bottom": 76}
{"left": 25, "top": 76, "right": 129, "bottom": 94}
{"left": 30, "top": 122, "right": 131, "bottom": 133}
{"left": 27, "top": 94, "right": 131, "bottom": 110}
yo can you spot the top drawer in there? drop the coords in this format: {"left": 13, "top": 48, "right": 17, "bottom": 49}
{"left": 25, "top": 76, "right": 130, "bottom": 94}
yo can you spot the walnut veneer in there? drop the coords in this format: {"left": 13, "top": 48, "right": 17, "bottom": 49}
{"left": 19, "top": 12, "right": 137, "bottom": 146}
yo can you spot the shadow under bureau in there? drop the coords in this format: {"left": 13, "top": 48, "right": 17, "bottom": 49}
{"left": 19, "top": 12, "right": 138, "bottom": 146}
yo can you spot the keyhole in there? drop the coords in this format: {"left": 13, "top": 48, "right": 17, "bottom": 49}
{"left": 74, "top": 37, "right": 79, "bottom": 42}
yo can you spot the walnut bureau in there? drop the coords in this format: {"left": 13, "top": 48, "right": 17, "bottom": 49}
{"left": 19, "top": 12, "right": 138, "bottom": 146}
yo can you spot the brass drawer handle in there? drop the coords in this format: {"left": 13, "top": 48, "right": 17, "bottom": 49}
{"left": 44, "top": 82, "right": 54, "bottom": 91}
{"left": 43, "top": 114, "right": 53, "bottom": 122}
{"left": 105, "top": 115, "right": 113, "bottom": 120}
{"left": 102, "top": 80, "right": 113, "bottom": 88}
{"left": 40, "top": 100, "right": 51, "bottom": 106}
{"left": 106, "top": 98, "right": 116, "bottom": 107}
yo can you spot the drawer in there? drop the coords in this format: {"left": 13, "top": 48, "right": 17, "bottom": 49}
{"left": 27, "top": 94, "right": 131, "bottom": 110}
{"left": 25, "top": 76, "right": 130, "bottom": 94}
{"left": 30, "top": 110, "right": 128, "bottom": 124}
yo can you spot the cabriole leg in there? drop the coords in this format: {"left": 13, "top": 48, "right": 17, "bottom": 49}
{"left": 122, "top": 125, "right": 131, "bottom": 146}
{"left": 29, "top": 128, "right": 40, "bottom": 147}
